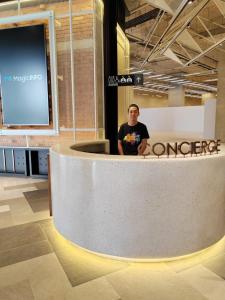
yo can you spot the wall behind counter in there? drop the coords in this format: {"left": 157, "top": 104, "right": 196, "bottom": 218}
{"left": 139, "top": 99, "right": 216, "bottom": 140}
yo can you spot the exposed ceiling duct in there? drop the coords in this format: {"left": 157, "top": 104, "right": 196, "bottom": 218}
{"left": 125, "top": 8, "right": 161, "bottom": 29}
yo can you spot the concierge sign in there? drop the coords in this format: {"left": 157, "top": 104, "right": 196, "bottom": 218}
{"left": 0, "top": 25, "right": 49, "bottom": 126}
{"left": 146, "top": 140, "right": 221, "bottom": 158}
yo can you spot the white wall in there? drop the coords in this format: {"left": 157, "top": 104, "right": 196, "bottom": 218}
{"left": 139, "top": 100, "right": 216, "bottom": 140}
{"left": 203, "top": 99, "right": 216, "bottom": 139}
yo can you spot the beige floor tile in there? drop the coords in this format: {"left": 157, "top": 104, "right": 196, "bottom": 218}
{"left": 41, "top": 221, "right": 128, "bottom": 286}
{"left": 106, "top": 265, "right": 208, "bottom": 300}
{"left": 27, "top": 253, "right": 72, "bottom": 300}
{"left": 24, "top": 188, "right": 48, "bottom": 200}
{"left": 0, "top": 222, "right": 46, "bottom": 252}
{"left": 12, "top": 214, "right": 41, "bottom": 226}
{"left": 28, "top": 196, "right": 49, "bottom": 213}
{"left": 0, "top": 177, "right": 46, "bottom": 190}
{"left": 38, "top": 218, "right": 52, "bottom": 227}
{"left": 0, "top": 280, "right": 34, "bottom": 300}
{"left": 3, "top": 182, "right": 36, "bottom": 191}
{"left": 166, "top": 254, "right": 208, "bottom": 273}
{"left": 0, "top": 260, "right": 29, "bottom": 289}
{"left": 35, "top": 181, "right": 48, "bottom": 190}
{"left": 0, "top": 240, "right": 53, "bottom": 268}
{"left": 0, "top": 211, "right": 14, "bottom": 229}
{"left": 0, "top": 253, "right": 71, "bottom": 299}
{"left": 65, "top": 277, "right": 121, "bottom": 300}
{"left": 203, "top": 253, "right": 225, "bottom": 279}
{"left": 0, "top": 187, "right": 37, "bottom": 201}
{"left": 0, "top": 204, "right": 10, "bottom": 212}
{"left": 0, "top": 189, "right": 50, "bottom": 225}
{"left": 12, "top": 211, "right": 50, "bottom": 226}
{"left": 4, "top": 198, "right": 34, "bottom": 225}
{"left": 24, "top": 189, "right": 49, "bottom": 213}
{"left": 6, "top": 197, "right": 34, "bottom": 224}
{"left": 4, "top": 196, "right": 32, "bottom": 210}
{"left": 56, "top": 254, "right": 128, "bottom": 287}
{"left": 166, "top": 237, "right": 225, "bottom": 273}
{"left": 178, "top": 265, "right": 225, "bottom": 300}
{"left": 31, "top": 211, "right": 51, "bottom": 221}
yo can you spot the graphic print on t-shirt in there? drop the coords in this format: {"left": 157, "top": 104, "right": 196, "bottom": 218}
{"left": 123, "top": 132, "right": 141, "bottom": 145}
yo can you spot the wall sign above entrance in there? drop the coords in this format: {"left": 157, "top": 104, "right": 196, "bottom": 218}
{"left": 108, "top": 74, "right": 144, "bottom": 86}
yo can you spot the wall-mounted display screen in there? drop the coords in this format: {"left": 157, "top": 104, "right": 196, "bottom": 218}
{"left": 0, "top": 24, "right": 49, "bottom": 126}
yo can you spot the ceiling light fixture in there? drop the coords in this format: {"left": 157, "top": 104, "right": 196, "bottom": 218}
{"left": 157, "top": 76, "right": 173, "bottom": 80}
{"left": 145, "top": 83, "right": 172, "bottom": 89}
{"left": 186, "top": 89, "right": 206, "bottom": 95}
{"left": 204, "top": 78, "right": 218, "bottom": 82}
{"left": 147, "top": 74, "right": 164, "bottom": 79}
{"left": 130, "top": 70, "right": 144, "bottom": 74}
{"left": 133, "top": 87, "right": 168, "bottom": 94}
{"left": 185, "top": 82, "right": 217, "bottom": 92}
{"left": 183, "top": 70, "right": 216, "bottom": 77}
{"left": 163, "top": 78, "right": 179, "bottom": 82}
{"left": 143, "top": 71, "right": 153, "bottom": 75}
{"left": 170, "top": 80, "right": 188, "bottom": 84}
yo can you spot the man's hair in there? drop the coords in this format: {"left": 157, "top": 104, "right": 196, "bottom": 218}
{"left": 128, "top": 103, "right": 139, "bottom": 113}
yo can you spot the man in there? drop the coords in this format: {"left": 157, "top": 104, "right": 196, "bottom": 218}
{"left": 118, "top": 104, "right": 149, "bottom": 155}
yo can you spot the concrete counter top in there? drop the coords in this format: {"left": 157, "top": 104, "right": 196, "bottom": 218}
{"left": 50, "top": 140, "right": 225, "bottom": 259}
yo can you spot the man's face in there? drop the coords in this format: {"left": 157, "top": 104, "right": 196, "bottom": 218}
{"left": 128, "top": 106, "right": 139, "bottom": 123}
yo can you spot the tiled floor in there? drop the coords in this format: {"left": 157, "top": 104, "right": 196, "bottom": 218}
{"left": 0, "top": 176, "right": 225, "bottom": 299}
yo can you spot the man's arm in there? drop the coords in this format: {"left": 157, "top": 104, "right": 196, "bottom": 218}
{"left": 118, "top": 140, "right": 124, "bottom": 155}
{"left": 138, "top": 139, "right": 147, "bottom": 155}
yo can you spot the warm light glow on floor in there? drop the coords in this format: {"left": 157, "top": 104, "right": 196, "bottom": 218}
{"left": 52, "top": 224, "right": 225, "bottom": 267}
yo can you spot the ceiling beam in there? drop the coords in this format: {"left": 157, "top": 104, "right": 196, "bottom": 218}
{"left": 140, "top": 0, "right": 190, "bottom": 68}
{"left": 184, "top": 35, "right": 225, "bottom": 66}
{"left": 127, "top": 33, "right": 216, "bottom": 70}
{"left": 125, "top": 8, "right": 161, "bottom": 29}
{"left": 161, "top": 0, "right": 211, "bottom": 55}
{"left": 127, "top": 34, "right": 153, "bottom": 49}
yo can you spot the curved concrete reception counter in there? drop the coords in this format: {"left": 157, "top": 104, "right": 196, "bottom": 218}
{"left": 50, "top": 141, "right": 225, "bottom": 260}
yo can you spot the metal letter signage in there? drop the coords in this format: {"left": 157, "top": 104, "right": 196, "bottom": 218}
{"left": 108, "top": 74, "right": 144, "bottom": 87}
{"left": 144, "top": 140, "right": 221, "bottom": 158}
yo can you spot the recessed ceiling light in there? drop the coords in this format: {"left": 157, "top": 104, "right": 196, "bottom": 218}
{"left": 130, "top": 70, "right": 144, "bottom": 74}
{"left": 157, "top": 76, "right": 172, "bottom": 80}
{"left": 147, "top": 74, "right": 164, "bottom": 78}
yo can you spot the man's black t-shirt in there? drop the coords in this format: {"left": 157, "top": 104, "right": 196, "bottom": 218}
{"left": 118, "top": 122, "right": 149, "bottom": 155}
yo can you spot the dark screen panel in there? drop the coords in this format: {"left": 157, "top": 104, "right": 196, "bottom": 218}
{"left": 0, "top": 25, "right": 49, "bottom": 125}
